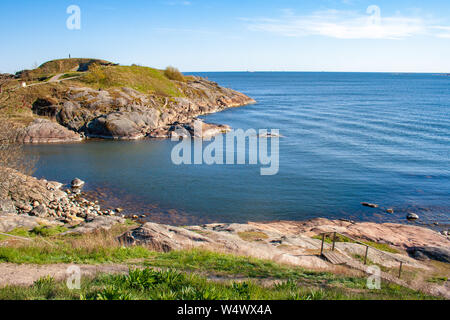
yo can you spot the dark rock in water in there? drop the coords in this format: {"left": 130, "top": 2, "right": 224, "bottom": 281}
{"left": 148, "top": 128, "right": 170, "bottom": 139}
{"left": 407, "top": 246, "right": 450, "bottom": 263}
{"left": 71, "top": 178, "right": 85, "bottom": 189}
{"left": 407, "top": 213, "right": 419, "bottom": 220}
{"left": 169, "top": 125, "right": 191, "bottom": 139}
{"left": 361, "top": 202, "right": 379, "bottom": 208}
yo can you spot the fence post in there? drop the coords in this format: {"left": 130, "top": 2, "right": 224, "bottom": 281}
{"left": 332, "top": 232, "right": 336, "bottom": 251}
{"left": 364, "top": 246, "right": 369, "bottom": 265}
{"left": 320, "top": 233, "right": 325, "bottom": 256}
{"left": 398, "top": 261, "right": 403, "bottom": 278}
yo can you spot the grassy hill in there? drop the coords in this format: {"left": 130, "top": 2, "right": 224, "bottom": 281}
{"left": 0, "top": 58, "right": 189, "bottom": 125}
{"left": 18, "top": 58, "right": 114, "bottom": 81}
{"left": 81, "top": 64, "right": 185, "bottom": 97}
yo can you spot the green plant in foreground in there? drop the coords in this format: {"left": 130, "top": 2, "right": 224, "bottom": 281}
{"left": 33, "top": 276, "right": 55, "bottom": 289}
{"left": 0, "top": 267, "right": 438, "bottom": 300}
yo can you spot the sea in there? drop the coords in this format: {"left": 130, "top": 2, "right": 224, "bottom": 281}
{"left": 24, "top": 72, "right": 450, "bottom": 228}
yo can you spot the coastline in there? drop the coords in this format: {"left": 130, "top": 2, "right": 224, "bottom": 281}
{"left": 0, "top": 169, "right": 449, "bottom": 299}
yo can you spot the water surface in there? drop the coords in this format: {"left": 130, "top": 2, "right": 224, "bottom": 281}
{"left": 25, "top": 72, "right": 450, "bottom": 226}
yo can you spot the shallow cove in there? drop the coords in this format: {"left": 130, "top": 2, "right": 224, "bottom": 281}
{"left": 24, "top": 72, "right": 450, "bottom": 227}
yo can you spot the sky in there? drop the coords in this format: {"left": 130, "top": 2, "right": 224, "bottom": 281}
{"left": 1, "top": 0, "right": 450, "bottom": 73}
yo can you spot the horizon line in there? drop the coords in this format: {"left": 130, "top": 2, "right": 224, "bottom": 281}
{"left": 184, "top": 70, "right": 450, "bottom": 74}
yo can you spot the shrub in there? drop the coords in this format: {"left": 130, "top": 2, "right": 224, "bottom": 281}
{"left": 164, "top": 66, "right": 185, "bottom": 82}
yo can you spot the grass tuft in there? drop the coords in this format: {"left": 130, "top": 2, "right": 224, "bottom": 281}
{"left": 237, "top": 231, "right": 269, "bottom": 242}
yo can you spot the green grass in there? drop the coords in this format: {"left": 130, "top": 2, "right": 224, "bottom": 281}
{"left": 143, "top": 250, "right": 322, "bottom": 280}
{"left": 81, "top": 65, "right": 184, "bottom": 97}
{"left": 0, "top": 268, "right": 438, "bottom": 300}
{"left": 237, "top": 231, "right": 269, "bottom": 242}
{"left": 60, "top": 72, "right": 82, "bottom": 79}
{"left": 0, "top": 226, "right": 440, "bottom": 300}
{"left": 0, "top": 225, "right": 68, "bottom": 241}
{"left": 0, "top": 229, "right": 439, "bottom": 301}
{"left": 426, "top": 276, "right": 448, "bottom": 284}
{"left": 0, "top": 244, "right": 152, "bottom": 265}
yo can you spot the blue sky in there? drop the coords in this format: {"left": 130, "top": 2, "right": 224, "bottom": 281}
{"left": 1, "top": 0, "right": 450, "bottom": 73}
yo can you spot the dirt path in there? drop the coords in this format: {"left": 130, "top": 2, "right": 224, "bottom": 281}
{"left": 0, "top": 262, "right": 448, "bottom": 299}
{"left": 0, "top": 263, "right": 130, "bottom": 287}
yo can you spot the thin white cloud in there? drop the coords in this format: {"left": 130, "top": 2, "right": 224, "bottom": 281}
{"left": 245, "top": 8, "right": 450, "bottom": 40}
{"left": 164, "top": 0, "right": 191, "bottom": 6}
{"left": 432, "top": 26, "right": 450, "bottom": 38}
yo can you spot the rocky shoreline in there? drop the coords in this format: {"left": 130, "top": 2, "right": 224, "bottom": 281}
{"left": 1, "top": 168, "right": 449, "bottom": 253}
{"left": 0, "top": 168, "right": 127, "bottom": 233}
{"left": 0, "top": 169, "right": 449, "bottom": 297}
{"left": 16, "top": 76, "right": 255, "bottom": 143}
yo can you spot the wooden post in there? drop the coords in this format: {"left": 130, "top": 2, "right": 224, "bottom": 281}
{"left": 364, "top": 246, "right": 369, "bottom": 265}
{"left": 332, "top": 232, "right": 337, "bottom": 251}
{"left": 398, "top": 261, "right": 403, "bottom": 278}
{"left": 320, "top": 233, "right": 325, "bottom": 256}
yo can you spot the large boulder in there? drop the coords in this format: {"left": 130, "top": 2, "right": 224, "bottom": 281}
{"left": 86, "top": 107, "right": 160, "bottom": 140}
{"left": 17, "top": 119, "right": 83, "bottom": 143}
{"left": 0, "top": 214, "right": 63, "bottom": 233}
{"left": 57, "top": 101, "right": 94, "bottom": 131}
{"left": 119, "top": 222, "right": 213, "bottom": 252}
{"left": 407, "top": 247, "right": 450, "bottom": 263}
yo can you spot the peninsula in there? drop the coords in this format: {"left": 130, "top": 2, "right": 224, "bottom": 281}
{"left": 0, "top": 58, "right": 255, "bottom": 143}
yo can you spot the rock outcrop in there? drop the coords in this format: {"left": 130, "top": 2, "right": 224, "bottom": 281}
{"left": 119, "top": 220, "right": 448, "bottom": 271}
{"left": 27, "top": 77, "right": 255, "bottom": 142}
{"left": 0, "top": 214, "right": 63, "bottom": 233}
{"left": 249, "top": 218, "right": 450, "bottom": 249}
{"left": 62, "top": 216, "right": 126, "bottom": 235}
{"left": 16, "top": 119, "right": 83, "bottom": 143}
{"left": 119, "top": 222, "right": 330, "bottom": 269}
{"left": 407, "top": 247, "right": 450, "bottom": 263}
{"left": 0, "top": 167, "right": 118, "bottom": 224}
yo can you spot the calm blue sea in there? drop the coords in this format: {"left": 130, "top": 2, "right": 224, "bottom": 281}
{"left": 24, "top": 72, "right": 450, "bottom": 226}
